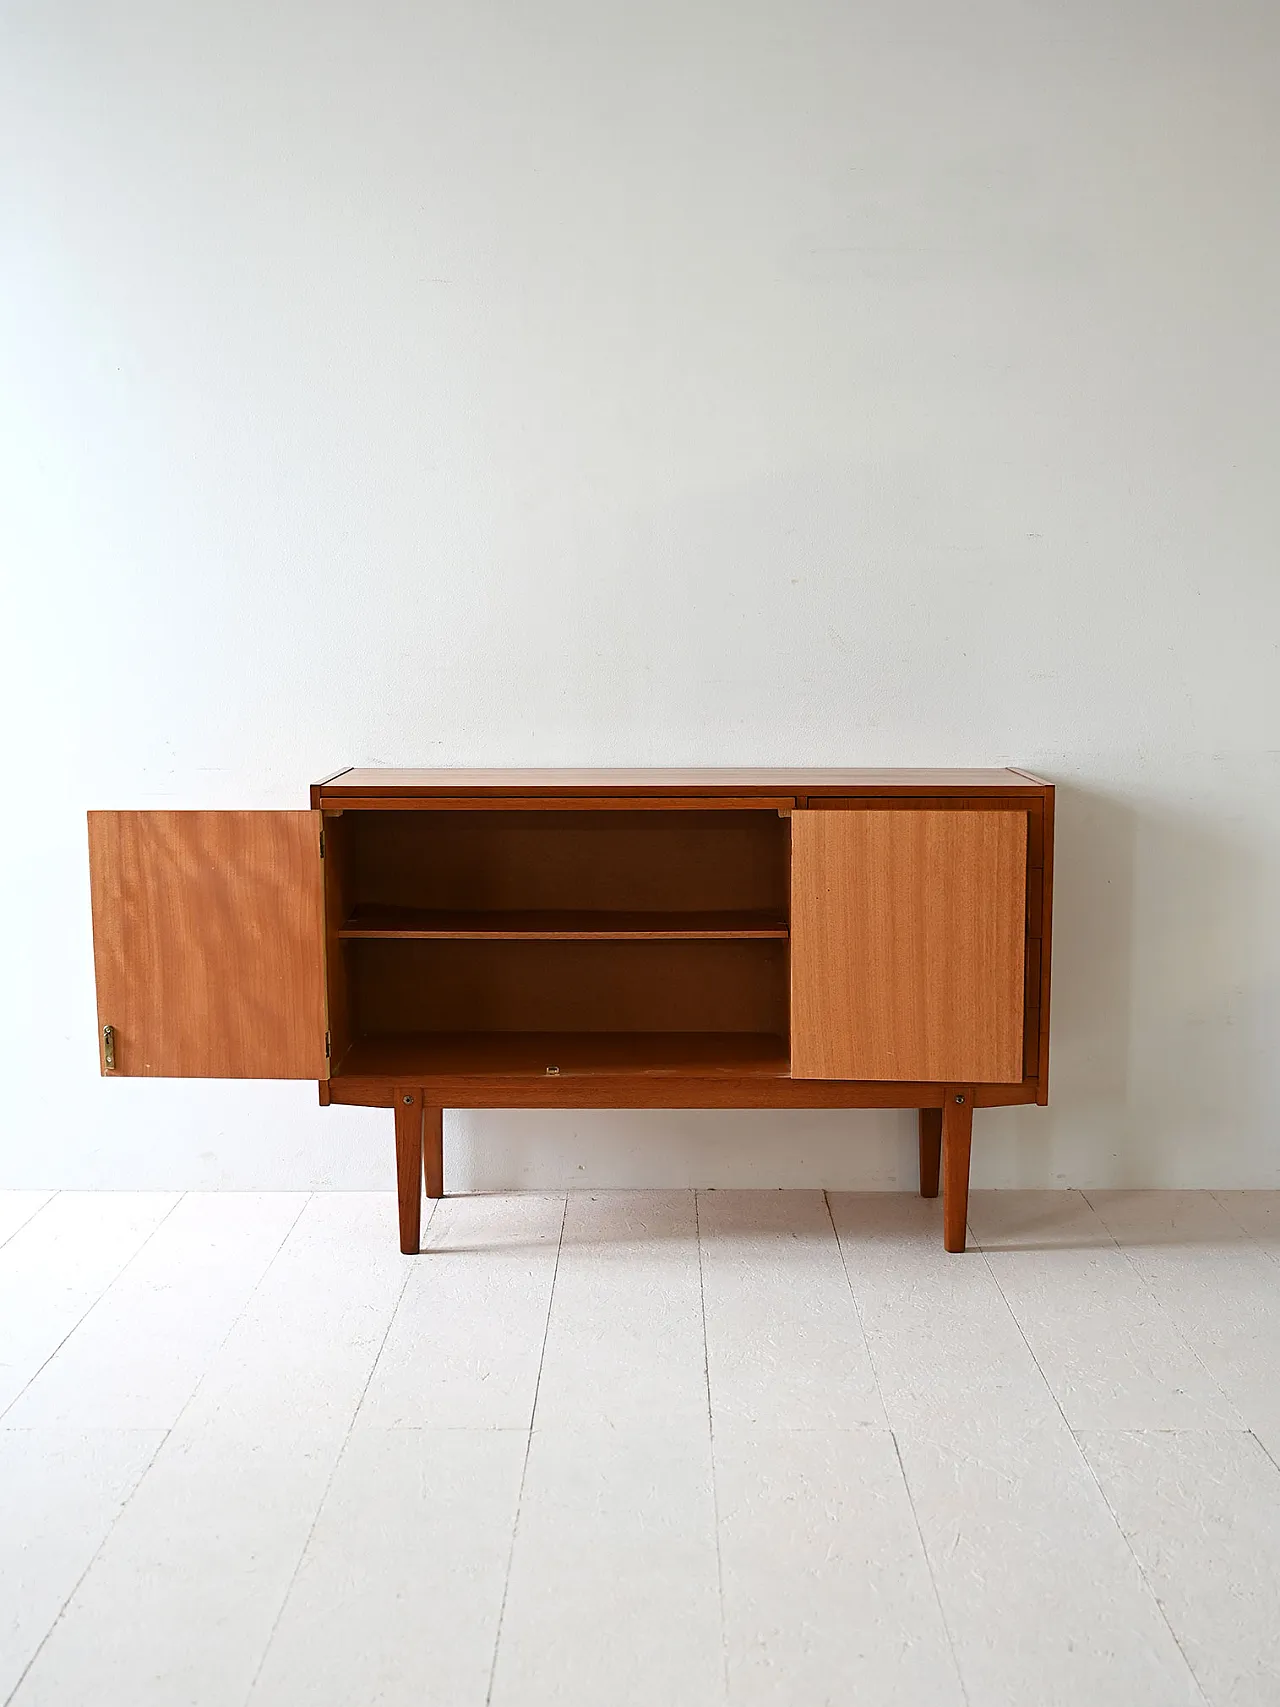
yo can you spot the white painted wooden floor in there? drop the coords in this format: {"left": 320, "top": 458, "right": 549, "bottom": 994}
{"left": 3, "top": 1188, "right": 1280, "bottom": 1707}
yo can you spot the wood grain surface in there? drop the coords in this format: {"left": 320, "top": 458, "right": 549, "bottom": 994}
{"left": 344, "top": 808, "right": 788, "bottom": 915}
{"left": 918, "top": 1108, "right": 942, "bottom": 1198}
{"left": 943, "top": 1090, "right": 975, "bottom": 1252}
{"left": 1035, "top": 784, "right": 1055, "bottom": 1102}
{"left": 790, "top": 808, "right": 1027, "bottom": 1082}
{"left": 87, "top": 811, "right": 327, "bottom": 1078}
{"left": 346, "top": 938, "right": 788, "bottom": 1037}
{"left": 320, "top": 766, "right": 1043, "bottom": 797}
{"left": 393, "top": 1090, "right": 424, "bottom": 1253}
{"left": 423, "top": 1102, "right": 444, "bottom": 1200}
{"left": 327, "top": 1068, "right": 1038, "bottom": 1110}
{"left": 338, "top": 906, "right": 789, "bottom": 940}
{"left": 339, "top": 1030, "right": 791, "bottom": 1079}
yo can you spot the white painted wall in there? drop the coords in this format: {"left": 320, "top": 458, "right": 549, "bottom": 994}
{"left": 3, "top": 0, "right": 1278, "bottom": 1191}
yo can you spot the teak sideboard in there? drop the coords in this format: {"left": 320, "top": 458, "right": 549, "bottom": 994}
{"left": 87, "top": 768, "right": 1054, "bottom": 1254}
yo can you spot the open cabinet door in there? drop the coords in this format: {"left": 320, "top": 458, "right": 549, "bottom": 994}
{"left": 790, "top": 808, "right": 1026, "bottom": 1081}
{"left": 88, "top": 811, "right": 327, "bottom": 1078}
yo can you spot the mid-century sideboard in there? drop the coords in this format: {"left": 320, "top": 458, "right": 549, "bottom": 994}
{"left": 87, "top": 767, "right": 1053, "bottom": 1254}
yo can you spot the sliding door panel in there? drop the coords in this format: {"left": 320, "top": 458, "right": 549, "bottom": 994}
{"left": 790, "top": 808, "right": 1026, "bottom": 1081}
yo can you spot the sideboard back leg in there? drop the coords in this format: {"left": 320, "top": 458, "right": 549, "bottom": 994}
{"left": 918, "top": 1109, "right": 942, "bottom": 1198}
{"left": 941, "top": 1090, "right": 974, "bottom": 1253}
{"left": 393, "top": 1091, "right": 425, "bottom": 1255}
{"left": 423, "top": 1104, "right": 444, "bottom": 1202}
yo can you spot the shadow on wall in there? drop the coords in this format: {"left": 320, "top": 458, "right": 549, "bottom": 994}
{"left": 1120, "top": 779, "right": 1277, "bottom": 1184}
{"left": 984, "top": 772, "right": 1277, "bottom": 1189}
{"left": 976, "top": 780, "right": 1135, "bottom": 1187}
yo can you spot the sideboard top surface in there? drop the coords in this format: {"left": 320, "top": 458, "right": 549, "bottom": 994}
{"left": 318, "top": 766, "right": 1051, "bottom": 799}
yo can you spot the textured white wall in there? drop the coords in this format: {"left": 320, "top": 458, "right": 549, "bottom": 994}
{"left": 2, "top": 0, "right": 1278, "bottom": 1190}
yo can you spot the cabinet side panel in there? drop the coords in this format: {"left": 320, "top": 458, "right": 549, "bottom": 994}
{"left": 88, "top": 811, "right": 327, "bottom": 1078}
{"left": 1036, "top": 786, "right": 1054, "bottom": 1102}
{"left": 322, "top": 812, "right": 351, "bottom": 1074}
{"left": 790, "top": 809, "right": 1027, "bottom": 1081}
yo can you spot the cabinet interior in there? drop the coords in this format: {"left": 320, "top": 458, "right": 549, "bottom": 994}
{"left": 327, "top": 809, "right": 791, "bottom": 1076}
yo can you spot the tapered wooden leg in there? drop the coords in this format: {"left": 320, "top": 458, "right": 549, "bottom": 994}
{"left": 918, "top": 1108, "right": 942, "bottom": 1198}
{"left": 394, "top": 1091, "right": 424, "bottom": 1255}
{"left": 942, "top": 1089, "right": 974, "bottom": 1253}
{"left": 423, "top": 1103, "right": 444, "bottom": 1201}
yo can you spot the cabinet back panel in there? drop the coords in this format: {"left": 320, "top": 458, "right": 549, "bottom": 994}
{"left": 347, "top": 938, "right": 788, "bottom": 1035}
{"left": 345, "top": 810, "right": 788, "bottom": 914}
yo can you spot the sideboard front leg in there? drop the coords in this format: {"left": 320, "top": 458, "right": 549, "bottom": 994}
{"left": 423, "top": 1104, "right": 444, "bottom": 1201}
{"left": 942, "top": 1089, "right": 974, "bottom": 1253}
{"left": 394, "top": 1091, "right": 425, "bottom": 1255}
{"left": 918, "top": 1109, "right": 942, "bottom": 1198}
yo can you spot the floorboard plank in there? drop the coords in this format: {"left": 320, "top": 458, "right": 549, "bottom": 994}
{"left": 249, "top": 1428, "right": 526, "bottom": 1707}
{"left": 0, "top": 1193, "right": 56, "bottom": 1252}
{"left": 5, "top": 1194, "right": 306, "bottom": 1430}
{"left": 490, "top": 1427, "right": 723, "bottom": 1707}
{"left": 534, "top": 1191, "right": 706, "bottom": 1430}
{"left": 716, "top": 1426, "right": 963, "bottom": 1706}
{"left": 1087, "top": 1190, "right": 1280, "bottom": 1428}
{"left": 10, "top": 1196, "right": 408, "bottom": 1707}
{"left": 1080, "top": 1427, "right": 1280, "bottom": 1707}
{"left": 357, "top": 1194, "right": 565, "bottom": 1430}
{"left": 970, "top": 1190, "right": 1240, "bottom": 1429}
{"left": 0, "top": 1194, "right": 179, "bottom": 1418}
{"left": 0, "top": 1429, "right": 163, "bottom": 1702}
{"left": 699, "top": 1190, "right": 883, "bottom": 1428}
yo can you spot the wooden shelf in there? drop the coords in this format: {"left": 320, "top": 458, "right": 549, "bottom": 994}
{"left": 338, "top": 906, "right": 789, "bottom": 941}
{"left": 337, "top": 1031, "right": 791, "bottom": 1079}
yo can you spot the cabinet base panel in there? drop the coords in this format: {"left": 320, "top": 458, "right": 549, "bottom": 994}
{"left": 327, "top": 1074, "right": 1037, "bottom": 1110}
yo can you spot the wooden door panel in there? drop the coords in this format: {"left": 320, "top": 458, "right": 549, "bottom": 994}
{"left": 88, "top": 811, "right": 327, "bottom": 1078}
{"left": 790, "top": 809, "right": 1027, "bottom": 1081}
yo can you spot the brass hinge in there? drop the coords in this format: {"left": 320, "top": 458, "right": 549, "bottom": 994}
{"left": 319, "top": 829, "right": 326, "bottom": 857}
{"left": 102, "top": 1025, "right": 116, "bottom": 1072}
{"left": 324, "top": 1031, "right": 331, "bottom": 1060}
